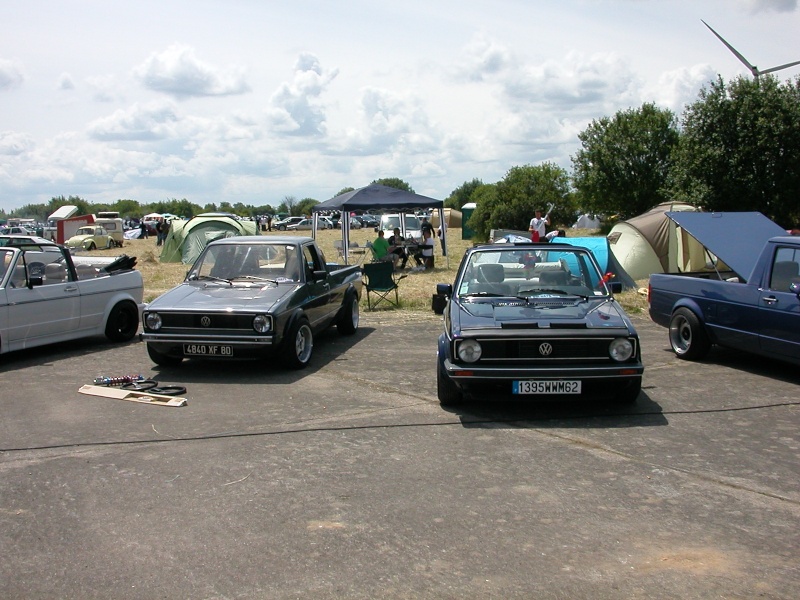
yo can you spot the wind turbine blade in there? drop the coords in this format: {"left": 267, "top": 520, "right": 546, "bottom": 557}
{"left": 701, "top": 20, "right": 758, "bottom": 75}
{"left": 760, "top": 59, "right": 800, "bottom": 75}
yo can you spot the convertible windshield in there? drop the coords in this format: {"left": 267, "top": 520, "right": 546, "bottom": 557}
{"left": 190, "top": 243, "right": 303, "bottom": 283}
{"left": 456, "top": 245, "right": 611, "bottom": 299}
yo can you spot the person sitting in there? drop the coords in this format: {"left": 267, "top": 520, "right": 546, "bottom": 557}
{"left": 388, "top": 227, "right": 414, "bottom": 269}
{"left": 371, "top": 230, "right": 395, "bottom": 265}
{"left": 416, "top": 228, "right": 435, "bottom": 269}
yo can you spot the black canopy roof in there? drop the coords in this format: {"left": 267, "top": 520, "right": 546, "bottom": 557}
{"left": 312, "top": 184, "right": 443, "bottom": 212}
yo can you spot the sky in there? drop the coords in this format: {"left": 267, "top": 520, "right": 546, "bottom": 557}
{"left": 1, "top": 0, "right": 799, "bottom": 214}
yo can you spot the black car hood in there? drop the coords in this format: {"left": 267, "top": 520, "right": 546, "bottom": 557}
{"left": 148, "top": 281, "right": 296, "bottom": 312}
{"left": 453, "top": 296, "right": 629, "bottom": 331}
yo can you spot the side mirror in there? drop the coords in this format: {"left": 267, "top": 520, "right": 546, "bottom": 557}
{"left": 608, "top": 282, "right": 622, "bottom": 294}
{"left": 29, "top": 275, "right": 44, "bottom": 287}
{"left": 436, "top": 283, "right": 453, "bottom": 296}
{"left": 312, "top": 270, "right": 328, "bottom": 282}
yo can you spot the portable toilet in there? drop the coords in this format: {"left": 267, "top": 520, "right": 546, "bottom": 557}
{"left": 461, "top": 203, "right": 476, "bottom": 239}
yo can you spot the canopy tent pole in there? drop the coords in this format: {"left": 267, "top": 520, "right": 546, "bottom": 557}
{"left": 438, "top": 207, "right": 449, "bottom": 268}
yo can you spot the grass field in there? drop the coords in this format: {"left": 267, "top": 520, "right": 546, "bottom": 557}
{"left": 91, "top": 228, "right": 650, "bottom": 314}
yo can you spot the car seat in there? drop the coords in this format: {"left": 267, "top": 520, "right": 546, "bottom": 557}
{"left": 469, "top": 263, "right": 511, "bottom": 295}
{"left": 44, "top": 263, "right": 67, "bottom": 283}
{"left": 538, "top": 269, "right": 568, "bottom": 286}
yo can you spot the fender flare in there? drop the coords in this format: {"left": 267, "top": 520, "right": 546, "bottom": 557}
{"left": 668, "top": 298, "right": 716, "bottom": 343}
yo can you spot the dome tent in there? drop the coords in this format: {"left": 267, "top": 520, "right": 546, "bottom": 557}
{"left": 606, "top": 202, "right": 704, "bottom": 281}
{"left": 160, "top": 213, "right": 258, "bottom": 264}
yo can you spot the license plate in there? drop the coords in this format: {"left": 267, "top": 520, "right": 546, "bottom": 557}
{"left": 183, "top": 344, "right": 233, "bottom": 357}
{"left": 513, "top": 380, "right": 581, "bottom": 394}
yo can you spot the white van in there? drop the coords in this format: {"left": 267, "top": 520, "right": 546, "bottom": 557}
{"left": 379, "top": 213, "right": 423, "bottom": 240}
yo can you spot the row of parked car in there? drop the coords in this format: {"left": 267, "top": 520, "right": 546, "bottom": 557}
{"left": 273, "top": 214, "right": 382, "bottom": 231}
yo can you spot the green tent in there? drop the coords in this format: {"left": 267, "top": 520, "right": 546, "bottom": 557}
{"left": 160, "top": 213, "right": 259, "bottom": 264}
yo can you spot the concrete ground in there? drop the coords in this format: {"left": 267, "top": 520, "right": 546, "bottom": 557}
{"left": 1, "top": 311, "right": 798, "bottom": 599}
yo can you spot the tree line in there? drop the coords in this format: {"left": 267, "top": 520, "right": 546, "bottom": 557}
{"left": 4, "top": 75, "right": 798, "bottom": 241}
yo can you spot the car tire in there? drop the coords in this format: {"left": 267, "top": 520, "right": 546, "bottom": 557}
{"left": 282, "top": 317, "right": 314, "bottom": 369}
{"left": 86, "top": 242, "right": 96, "bottom": 251}
{"left": 614, "top": 377, "right": 642, "bottom": 404}
{"left": 105, "top": 238, "right": 113, "bottom": 249}
{"left": 669, "top": 307, "right": 711, "bottom": 361}
{"left": 147, "top": 344, "right": 184, "bottom": 367}
{"left": 105, "top": 301, "right": 139, "bottom": 342}
{"left": 437, "top": 358, "right": 462, "bottom": 407}
{"left": 337, "top": 293, "right": 360, "bottom": 335}
{"left": 278, "top": 225, "right": 286, "bottom": 231}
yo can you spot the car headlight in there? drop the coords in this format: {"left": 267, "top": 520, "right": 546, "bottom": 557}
{"left": 457, "top": 339, "right": 482, "bottom": 363}
{"left": 144, "top": 312, "right": 162, "bottom": 331}
{"left": 253, "top": 314, "right": 272, "bottom": 333}
{"left": 609, "top": 338, "right": 634, "bottom": 362}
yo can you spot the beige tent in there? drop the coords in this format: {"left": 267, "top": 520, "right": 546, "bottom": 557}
{"left": 607, "top": 202, "right": 708, "bottom": 280}
{"left": 430, "top": 208, "right": 462, "bottom": 228}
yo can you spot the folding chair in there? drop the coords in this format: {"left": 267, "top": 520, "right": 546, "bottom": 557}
{"left": 363, "top": 261, "right": 407, "bottom": 310}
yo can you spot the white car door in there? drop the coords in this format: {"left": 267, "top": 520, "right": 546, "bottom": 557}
{"left": 2, "top": 252, "right": 81, "bottom": 348}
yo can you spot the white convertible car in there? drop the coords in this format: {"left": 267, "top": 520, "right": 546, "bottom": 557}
{"left": 0, "top": 236, "right": 144, "bottom": 355}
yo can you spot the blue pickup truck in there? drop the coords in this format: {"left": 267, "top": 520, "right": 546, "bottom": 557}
{"left": 648, "top": 212, "right": 800, "bottom": 365}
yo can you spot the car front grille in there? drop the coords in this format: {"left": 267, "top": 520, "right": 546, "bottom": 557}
{"left": 464, "top": 336, "right": 636, "bottom": 363}
{"left": 159, "top": 312, "right": 257, "bottom": 331}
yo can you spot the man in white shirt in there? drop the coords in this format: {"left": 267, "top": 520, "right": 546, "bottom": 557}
{"left": 528, "top": 209, "right": 550, "bottom": 242}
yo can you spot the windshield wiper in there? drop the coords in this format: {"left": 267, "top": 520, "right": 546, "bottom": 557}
{"left": 461, "top": 292, "right": 508, "bottom": 297}
{"left": 194, "top": 275, "right": 233, "bottom": 286}
{"left": 517, "top": 288, "right": 568, "bottom": 296}
{"left": 230, "top": 275, "right": 279, "bottom": 284}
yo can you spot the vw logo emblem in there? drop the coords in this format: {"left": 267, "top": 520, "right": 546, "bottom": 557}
{"left": 539, "top": 342, "right": 553, "bottom": 356}
{"left": 200, "top": 316, "right": 212, "bottom": 327}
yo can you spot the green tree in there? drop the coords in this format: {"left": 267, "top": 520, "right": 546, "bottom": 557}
{"left": 111, "top": 199, "right": 142, "bottom": 218}
{"left": 295, "top": 197, "right": 319, "bottom": 216}
{"left": 465, "top": 184, "right": 498, "bottom": 241}
{"left": 572, "top": 102, "right": 679, "bottom": 220}
{"left": 669, "top": 75, "right": 800, "bottom": 228}
{"left": 445, "top": 178, "right": 483, "bottom": 210}
{"left": 371, "top": 177, "right": 414, "bottom": 192}
{"left": 469, "top": 163, "right": 570, "bottom": 241}
{"left": 333, "top": 187, "right": 355, "bottom": 198}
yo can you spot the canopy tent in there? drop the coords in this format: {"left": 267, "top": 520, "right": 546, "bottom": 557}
{"left": 143, "top": 212, "right": 164, "bottom": 220}
{"left": 607, "top": 202, "right": 703, "bottom": 281}
{"left": 159, "top": 213, "right": 258, "bottom": 264}
{"left": 312, "top": 184, "right": 445, "bottom": 264}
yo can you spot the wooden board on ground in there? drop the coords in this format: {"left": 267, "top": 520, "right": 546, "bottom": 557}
{"left": 79, "top": 384, "right": 187, "bottom": 407}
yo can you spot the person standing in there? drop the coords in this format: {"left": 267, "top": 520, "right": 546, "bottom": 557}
{"left": 528, "top": 208, "right": 550, "bottom": 242}
{"left": 155, "top": 219, "right": 163, "bottom": 246}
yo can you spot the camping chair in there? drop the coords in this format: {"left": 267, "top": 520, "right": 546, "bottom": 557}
{"left": 363, "top": 261, "right": 407, "bottom": 310}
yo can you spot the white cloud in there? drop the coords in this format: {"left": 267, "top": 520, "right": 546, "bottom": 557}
{"left": 0, "top": 59, "right": 24, "bottom": 91}
{"left": 451, "top": 33, "right": 513, "bottom": 82}
{"left": 643, "top": 64, "right": 719, "bottom": 113}
{"left": 134, "top": 43, "right": 251, "bottom": 98}
{"left": 0, "top": 131, "right": 34, "bottom": 155}
{"left": 267, "top": 53, "right": 338, "bottom": 137}
{"left": 57, "top": 73, "right": 75, "bottom": 91}
{"left": 87, "top": 101, "right": 181, "bottom": 141}
{"left": 740, "top": 0, "right": 797, "bottom": 12}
